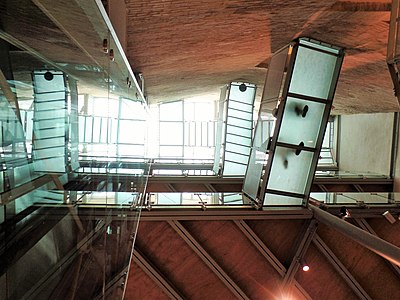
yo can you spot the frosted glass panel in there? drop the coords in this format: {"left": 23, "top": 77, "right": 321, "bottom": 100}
{"left": 33, "top": 71, "right": 65, "bottom": 93}
{"left": 35, "top": 91, "right": 66, "bottom": 102}
{"left": 289, "top": 45, "right": 337, "bottom": 99}
{"left": 34, "top": 100, "right": 65, "bottom": 110}
{"left": 226, "top": 125, "right": 251, "bottom": 137}
{"left": 35, "top": 109, "right": 66, "bottom": 120}
{"left": 229, "top": 84, "right": 256, "bottom": 105}
{"left": 228, "top": 100, "right": 252, "bottom": 112}
{"left": 33, "top": 147, "right": 65, "bottom": 159}
{"left": 38, "top": 119, "right": 65, "bottom": 129}
{"left": 226, "top": 133, "right": 252, "bottom": 146}
{"left": 33, "top": 157, "right": 66, "bottom": 172}
{"left": 267, "top": 146, "right": 313, "bottom": 194}
{"left": 225, "top": 151, "right": 249, "bottom": 165}
{"left": 34, "top": 127, "right": 65, "bottom": 139}
{"left": 243, "top": 150, "right": 267, "bottom": 200}
{"left": 264, "top": 193, "right": 303, "bottom": 206}
{"left": 228, "top": 108, "right": 252, "bottom": 120}
{"left": 34, "top": 137, "right": 65, "bottom": 149}
{"left": 262, "top": 46, "right": 288, "bottom": 102}
{"left": 278, "top": 97, "right": 325, "bottom": 147}
{"left": 225, "top": 143, "right": 250, "bottom": 156}
{"left": 227, "top": 116, "right": 252, "bottom": 129}
{"left": 224, "top": 161, "right": 247, "bottom": 175}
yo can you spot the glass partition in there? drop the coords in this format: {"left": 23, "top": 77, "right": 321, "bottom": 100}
{"left": 243, "top": 38, "right": 345, "bottom": 207}
{"left": 0, "top": 0, "right": 148, "bottom": 299}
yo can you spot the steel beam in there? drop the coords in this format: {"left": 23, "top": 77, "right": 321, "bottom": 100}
{"left": 64, "top": 174, "right": 393, "bottom": 193}
{"left": 233, "top": 220, "right": 312, "bottom": 300}
{"left": 283, "top": 220, "right": 317, "bottom": 287}
{"left": 313, "top": 234, "right": 372, "bottom": 300}
{"left": 310, "top": 205, "right": 400, "bottom": 267}
{"left": 132, "top": 248, "right": 185, "bottom": 300}
{"left": 168, "top": 220, "right": 250, "bottom": 300}
{"left": 354, "top": 218, "right": 400, "bottom": 279}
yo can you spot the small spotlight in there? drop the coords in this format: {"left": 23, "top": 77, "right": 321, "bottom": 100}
{"left": 383, "top": 211, "right": 396, "bottom": 224}
{"left": 299, "top": 259, "right": 310, "bottom": 272}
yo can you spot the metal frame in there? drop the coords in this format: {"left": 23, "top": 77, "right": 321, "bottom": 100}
{"left": 168, "top": 220, "right": 250, "bottom": 300}
{"left": 132, "top": 248, "right": 185, "bottom": 300}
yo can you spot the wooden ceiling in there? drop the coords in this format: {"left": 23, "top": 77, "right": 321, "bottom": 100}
{"left": 126, "top": 214, "right": 400, "bottom": 299}
{"left": 125, "top": 0, "right": 400, "bottom": 113}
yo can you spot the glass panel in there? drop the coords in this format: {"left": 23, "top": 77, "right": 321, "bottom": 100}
{"left": 262, "top": 46, "right": 289, "bottom": 103}
{"left": 223, "top": 161, "right": 248, "bottom": 175}
{"left": 278, "top": 97, "right": 326, "bottom": 147}
{"left": 160, "top": 122, "right": 183, "bottom": 145}
{"left": 225, "top": 143, "right": 251, "bottom": 156}
{"left": 267, "top": 146, "right": 313, "bottom": 195}
{"left": 228, "top": 99, "right": 253, "bottom": 111}
{"left": 264, "top": 193, "right": 303, "bottom": 206}
{"left": 160, "top": 101, "right": 183, "bottom": 121}
{"left": 227, "top": 116, "right": 252, "bottom": 129}
{"left": 243, "top": 119, "right": 269, "bottom": 200}
{"left": 225, "top": 151, "right": 249, "bottom": 165}
{"left": 226, "top": 125, "right": 252, "bottom": 137}
{"left": 119, "top": 120, "right": 145, "bottom": 144}
{"left": 226, "top": 133, "right": 252, "bottom": 146}
{"left": 289, "top": 45, "right": 337, "bottom": 99}
{"left": 229, "top": 83, "right": 256, "bottom": 105}
{"left": 227, "top": 108, "right": 253, "bottom": 120}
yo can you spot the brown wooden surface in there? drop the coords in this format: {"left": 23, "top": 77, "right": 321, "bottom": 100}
{"left": 127, "top": 216, "right": 400, "bottom": 299}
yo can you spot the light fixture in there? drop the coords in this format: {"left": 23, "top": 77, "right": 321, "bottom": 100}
{"left": 383, "top": 211, "right": 396, "bottom": 224}
{"left": 299, "top": 259, "right": 310, "bottom": 272}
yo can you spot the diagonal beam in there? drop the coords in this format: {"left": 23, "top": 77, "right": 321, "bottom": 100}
{"left": 313, "top": 234, "right": 372, "bottom": 300}
{"left": 310, "top": 204, "right": 400, "bottom": 267}
{"left": 283, "top": 219, "right": 318, "bottom": 287}
{"left": 233, "top": 220, "right": 312, "bottom": 300}
{"left": 168, "top": 220, "right": 250, "bottom": 300}
{"left": 354, "top": 218, "right": 400, "bottom": 279}
{"left": 132, "top": 248, "right": 185, "bottom": 300}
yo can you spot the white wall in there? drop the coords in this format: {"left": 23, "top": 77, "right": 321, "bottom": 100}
{"left": 339, "top": 113, "right": 394, "bottom": 176}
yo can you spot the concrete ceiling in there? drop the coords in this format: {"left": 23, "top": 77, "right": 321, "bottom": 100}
{"left": 125, "top": 0, "right": 400, "bottom": 113}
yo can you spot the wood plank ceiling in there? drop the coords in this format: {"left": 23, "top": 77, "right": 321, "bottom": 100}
{"left": 126, "top": 216, "right": 400, "bottom": 299}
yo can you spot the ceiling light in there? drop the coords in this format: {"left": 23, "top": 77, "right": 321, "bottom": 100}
{"left": 383, "top": 211, "right": 396, "bottom": 224}
{"left": 300, "top": 259, "right": 310, "bottom": 272}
